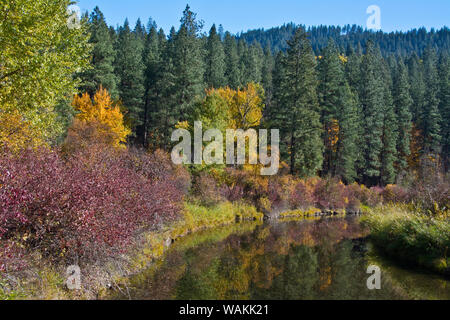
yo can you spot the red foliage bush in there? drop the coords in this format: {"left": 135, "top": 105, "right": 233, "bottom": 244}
{"left": 407, "top": 178, "right": 450, "bottom": 213}
{"left": 0, "top": 147, "right": 183, "bottom": 266}
{"left": 0, "top": 240, "right": 27, "bottom": 273}
{"left": 381, "top": 185, "right": 409, "bottom": 203}
{"left": 313, "top": 178, "right": 347, "bottom": 210}
{"left": 289, "top": 181, "right": 315, "bottom": 209}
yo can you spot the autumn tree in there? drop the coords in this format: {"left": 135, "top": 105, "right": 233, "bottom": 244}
{"left": 215, "top": 83, "right": 265, "bottom": 129}
{"left": 67, "top": 87, "right": 131, "bottom": 151}
{"left": 0, "top": 0, "right": 90, "bottom": 142}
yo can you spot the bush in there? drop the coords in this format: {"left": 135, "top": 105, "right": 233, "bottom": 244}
{"left": 407, "top": 178, "right": 449, "bottom": 215}
{"left": 313, "top": 178, "right": 347, "bottom": 210}
{"left": 362, "top": 206, "right": 450, "bottom": 275}
{"left": 382, "top": 184, "right": 409, "bottom": 203}
{"left": 0, "top": 147, "right": 183, "bottom": 267}
{"left": 290, "top": 181, "right": 315, "bottom": 209}
{"left": 192, "top": 172, "right": 224, "bottom": 206}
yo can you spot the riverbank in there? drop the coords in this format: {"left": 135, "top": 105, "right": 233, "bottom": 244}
{"left": 0, "top": 201, "right": 264, "bottom": 300}
{"left": 361, "top": 205, "right": 449, "bottom": 276}
{"left": 1, "top": 201, "right": 448, "bottom": 299}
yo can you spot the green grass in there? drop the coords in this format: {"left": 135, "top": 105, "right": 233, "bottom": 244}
{"left": 361, "top": 205, "right": 450, "bottom": 276}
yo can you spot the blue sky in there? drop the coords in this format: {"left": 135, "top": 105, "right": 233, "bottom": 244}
{"left": 75, "top": 0, "right": 449, "bottom": 34}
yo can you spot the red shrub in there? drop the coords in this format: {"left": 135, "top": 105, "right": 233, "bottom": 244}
{"left": 290, "top": 181, "right": 315, "bottom": 209}
{"left": 313, "top": 178, "right": 346, "bottom": 210}
{"left": 0, "top": 147, "right": 183, "bottom": 266}
{"left": 381, "top": 185, "right": 409, "bottom": 203}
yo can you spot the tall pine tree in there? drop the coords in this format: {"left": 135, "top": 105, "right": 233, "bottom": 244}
{"left": 393, "top": 58, "right": 413, "bottom": 174}
{"left": 359, "top": 41, "right": 385, "bottom": 185}
{"left": 274, "top": 28, "right": 323, "bottom": 176}
{"left": 205, "top": 24, "right": 226, "bottom": 88}
{"left": 80, "top": 7, "right": 118, "bottom": 98}
{"left": 114, "top": 19, "right": 145, "bottom": 131}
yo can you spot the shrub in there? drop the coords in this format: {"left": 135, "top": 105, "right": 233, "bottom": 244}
{"left": 382, "top": 184, "right": 409, "bottom": 203}
{"left": 313, "top": 178, "right": 346, "bottom": 210}
{"left": 290, "top": 181, "right": 315, "bottom": 209}
{"left": 192, "top": 172, "right": 223, "bottom": 206}
{"left": 362, "top": 206, "right": 450, "bottom": 275}
{"left": 407, "top": 178, "right": 450, "bottom": 215}
{"left": 0, "top": 147, "right": 183, "bottom": 267}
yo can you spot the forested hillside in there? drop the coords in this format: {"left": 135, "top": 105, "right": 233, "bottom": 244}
{"left": 238, "top": 23, "right": 450, "bottom": 56}
{"left": 80, "top": 5, "right": 449, "bottom": 186}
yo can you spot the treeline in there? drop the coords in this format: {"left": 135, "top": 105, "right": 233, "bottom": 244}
{"left": 81, "top": 5, "right": 449, "bottom": 186}
{"left": 238, "top": 23, "right": 450, "bottom": 56}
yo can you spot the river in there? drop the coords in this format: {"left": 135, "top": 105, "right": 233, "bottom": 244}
{"left": 114, "top": 217, "right": 449, "bottom": 300}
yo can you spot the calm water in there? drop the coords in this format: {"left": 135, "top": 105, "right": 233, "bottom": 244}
{"left": 116, "top": 217, "right": 450, "bottom": 300}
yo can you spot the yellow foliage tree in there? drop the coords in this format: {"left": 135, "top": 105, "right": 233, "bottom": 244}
{"left": 0, "top": 110, "right": 46, "bottom": 153}
{"left": 70, "top": 87, "right": 131, "bottom": 149}
{"left": 214, "top": 83, "right": 265, "bottom": 129}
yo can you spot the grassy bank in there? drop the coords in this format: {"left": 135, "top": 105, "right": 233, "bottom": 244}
{"left": 0, "top": 201, "right": 263, "bottom": 300}
{"left": 361, "top": 205, "right": 450, "bottom": 276}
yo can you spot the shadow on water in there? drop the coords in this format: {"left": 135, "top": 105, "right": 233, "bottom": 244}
{"left": 113, "top": 217, "right": 450, "bottom": 300}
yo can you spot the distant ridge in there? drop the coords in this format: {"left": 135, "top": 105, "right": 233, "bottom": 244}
{"left": 237, "top": 23, "right": 450, "bottom": 56}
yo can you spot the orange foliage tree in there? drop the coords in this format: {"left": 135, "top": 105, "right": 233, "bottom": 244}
{"left": 67, "top": 87, "right": 131, "bottom": 151}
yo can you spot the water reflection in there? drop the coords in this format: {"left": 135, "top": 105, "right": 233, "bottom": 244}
{"left": 118, "top": 217, "right": 450, "bottom": 300}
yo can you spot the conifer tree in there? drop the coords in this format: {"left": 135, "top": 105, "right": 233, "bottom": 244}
{"left": 359, "top": 41, "right": 385, "bottom": 185}
{"left": 408, "top": 53, "right": 426, "bottom": 123}
{"left": 224, "top": 32, "right": 241, "bottom": 89}
{"left": 141, "top": 23, "right": 162, "bottom": 147}
{"left": 274, "top": 28, "right": 323, "bottom": 176}
{"left": 438, "top": 52, "right": 450, "bottom": 172}
{"left": 261, "top": 45, "right": 274, "bottom": 111}
{"left": 380, "top": 60, "right": 399, "bottom": 185}
{"left": 205, "top": 24, "right": 226, "bottom": 88}
{"left": 80, "top": 7, "right": 119, "bottom": 98}
{"left": 393, "top": 59, "right": 413, "bottom": 173}
{"left": 318, "top": 39, "right": 359, "bottom": 182}
{"left": 114, "top": 20, "right": 145, "bottom": 131}
{"left": 173, "top": 5, "right": 205, "bottom": 120}
{"left": 421, "top": 47, "right": 442, "bottom": 159}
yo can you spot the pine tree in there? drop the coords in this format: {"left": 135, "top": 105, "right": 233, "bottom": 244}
{"left": 359, "top": 41, "right": 385, "bottom": 185}
{"left": 224, "top": 32, "right": 241, "bottom": 89}
{"left": 244, "top": 42, "right": 264, "bottom": 84}
{"left": 114, "top": 19, "right": 145, "bottom": 131}
{"left": 141, "top": 22, "right": 162, "bottom": 147}
{"left": 335, "top": 82, "right": 359, "bottom": 182}
{"left": 80, "top": 7, "right": 119, "bottom": 98}
{"left": 151, "top": 27, "right": 177, "bottom": 150}
{"left": 318, "top": 39, "right": 342, "bottom": 174}
{"left": 261, "top": 45, "right": 274, "bottom": 112}
{"left": 380, "top": 60, "right": 398, "bottom": 185}
{"left": 205, "top": 24, "right": 226, "bottom": 88}
{"left": 421, "top": 47, "right": 442, "bottom": 159}
{"left": 438, "top": 52, "right": 450, "bottom": 172}
{"left": 173, "top": 5, "right": 205, "bottom": 120}
{"left": 407, "top": 53, "right": 426, "bottom": 123}
{"left": 393, "top": 59, "right": 413, "bottom": 173}
{"left": 223, "top": 32, "right": 240, "bottom": 89}
{"left": 274, "top": 28, "right": 323, "bottom": 176}
{"left": 318, "top": 39, "right": 359, "bottom": 182}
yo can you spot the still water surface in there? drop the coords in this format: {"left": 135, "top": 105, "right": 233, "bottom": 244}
{"left": 116, "top": 217, "right": 449, "bottom": 300}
